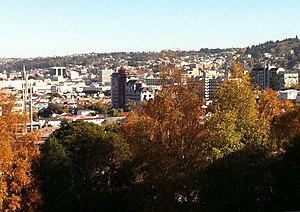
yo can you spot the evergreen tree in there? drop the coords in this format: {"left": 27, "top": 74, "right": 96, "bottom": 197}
{"left": 38, "top": 120, "right": 132, "bottom": 211}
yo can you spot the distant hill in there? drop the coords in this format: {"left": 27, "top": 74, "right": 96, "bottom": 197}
{"left": 1, "top": 37, "right": 300, "bottom": 72}
{"left": 244, "top": 36, "right": 300, "bottom": 69}
{"left": 246, "top": 37, "right": 300, "bottom": 56}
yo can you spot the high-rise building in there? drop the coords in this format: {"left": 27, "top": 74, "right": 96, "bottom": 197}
{"left": 251, "top": 67, "right": 269, "bottom": 90}
{"left": 111, "top": 68, "right": 160, "bottom": 110}
{"left": 202, "top": 75, "right": 223, "bottom": 101}
{"left": 111, "top": 68, "right": 126, "bottom": 109}
{"left": 201, "top": 70, "right": 225, "bottom": 101}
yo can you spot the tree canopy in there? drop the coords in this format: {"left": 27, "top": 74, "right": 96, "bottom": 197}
{"left": 0, "top": 93, "right": 40, "bottom": 211}
{"left": 38, "top": 120, "right": 132, "bottom": 211}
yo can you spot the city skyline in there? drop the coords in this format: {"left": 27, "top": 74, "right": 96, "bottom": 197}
{"left": 0, "top": 0, "right": 300, "bottom": 58}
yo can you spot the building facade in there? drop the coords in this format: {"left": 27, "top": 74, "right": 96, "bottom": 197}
{"left": 111, "top": 68, "right": 126, "bottom": 109}
{"left": 111, "top": 68, "right": 159, "bottom": 110}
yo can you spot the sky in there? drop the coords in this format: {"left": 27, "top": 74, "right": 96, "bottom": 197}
{"left": 0, "top": 0, "right": 299, "bottom": 58}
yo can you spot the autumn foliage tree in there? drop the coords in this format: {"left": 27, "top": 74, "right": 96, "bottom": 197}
{"left": 208, "top": 61, "right": 268, "bottom": 158}
{"left": 258, "top": 88, "right": 293, "bottom": 151}
{"left": 269, "top": 105, "right": 300, "bottom": 149}
{"left": 0, "top": 92, "right": 40, "bottom": 211}
{"left": 122, "top": 69, "right": 209, "bottom": 210}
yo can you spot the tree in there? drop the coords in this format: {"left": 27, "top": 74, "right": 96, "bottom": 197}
{"left": 122, "top": 75, "right": 209, "bottom": 210}
{"left": 108, "top": 107, "right": 123, "bottom": 117}
{"left": 208, "top": 61, "right": 265, "bottom": 158}
{"left": 88, "top": 101, "right": 109, "bottom": 114}
{"left": 0, "top": 93, "right": 40, "bottom": 211}
{"left": 270, "top": 105, "right": 300, "bottom": 151}
{"left": 202, "top": 146, "right": 276, "bottom": 211}
{"left": 38, "top": 120, "right": 132, "bottom": 211}
{"left": 48, "top": 93, "right": 61, "bottom": 102}
{"left": 38, "top": 138, "right": 73, "bottom": 211}
{"left": 38, "top": 103, "right": 65, "bottom": 118}
{"left": 276, "top": 134, "right": 300, "bottom": 210}
{"left": 258, "top": 88, "right": 293, "bottom": 151}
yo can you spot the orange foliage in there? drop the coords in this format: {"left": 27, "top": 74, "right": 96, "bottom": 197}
{"left": 0, "top": 92, "right": 40, "bottom": 211}
{"left": 270, "top": 105, "right": 300, "bottom": 151}
{"left": 258, "top": 88, "right": 294, "bottom": 150}
{"left": 122, "top": 78, "right": 209, "bottom": 182}
{"left": 258, "top": 88, "right": 293, "bottom": 120}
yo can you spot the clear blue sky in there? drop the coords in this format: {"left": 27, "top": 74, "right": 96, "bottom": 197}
{"left": 0, "top": 0, "right": 299, "bottom": 58}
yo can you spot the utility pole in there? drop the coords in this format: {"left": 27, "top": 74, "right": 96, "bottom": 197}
{"left": 22, "top": 65, "right": 33, "bottom": 132}
{"left": 23, "top": 65, "right": 28, "bottom": 133}
{"left": 30, "top": 83, "right": 33, "bottom": 132}
{"left": 22, "top": 65, "right": 27, "bottom": 112}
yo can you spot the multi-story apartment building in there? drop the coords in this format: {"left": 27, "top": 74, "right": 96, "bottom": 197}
{"left": 111, "top": 68, "right": 126, "bottom": 109}
{"left": 251, "top": 66, "right": 269, "bottom": 89}
{"left": 201, "top": 70, "right": 226, "bottom": 101}
{"left": 250, "top": 65, "right": 280, "bottom": 90}
{"left": 202, "top": 76, "right": 223, "bottom": 101}
{"left": 126, "top": 79, "right": 155, "bottom": 102}
{"left": 251, "top": 65, "right": 298, "bottom": 90}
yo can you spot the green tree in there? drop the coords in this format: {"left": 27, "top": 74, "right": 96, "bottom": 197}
{"left": 276, "top": 134, "right": 300, "bottom": 210}
{"left": 38, "top": 120, "right": 132, "bottom": 211}
{"left": 202, "top": 146, "right": 276, "bottom": 211}
{"left": 38, "top": 103, "right": 64, "bottom": 118}
{"left": 108, "top": 107, "right": 123, "bottom": 117}
{"left": 89, "top": 101, "right": 109, "bottom": 114}
{"left": 38, "top": 139, "right": 73, "bottom": 211}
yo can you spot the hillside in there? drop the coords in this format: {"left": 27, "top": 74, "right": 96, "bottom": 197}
{"left": 1, "top": 37, "right": 300, "bottom": 72}
{"left": 245, "top": 36, "right": 300, "bottom": 68}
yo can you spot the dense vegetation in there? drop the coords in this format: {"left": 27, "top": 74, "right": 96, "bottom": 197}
{"left": 2, "top": 61, "right": 300, "bottom": 211}
{"left": 245, "top": 37, "right": 300, "bottom": 68}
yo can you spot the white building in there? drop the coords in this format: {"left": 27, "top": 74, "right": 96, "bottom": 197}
{"left": 0, "top": 80, "right": 24, "bottom": 90}
{"left": 49, "top": 67, "right": 67, "bottom": 82}
{"left": 98, "top": 69, "right": 113, "bottom": 84}
{"left": 278, "top": 89, "right": 299, "bottom": 101}
{"left": 278, "top": 71, "right": 298, "bottom": 90}
{"left": 50, "top": 67, "right": 66, "bottom": 77}
{"left": 69, "top": 71, "right": 79, "bottom": 80}
{"left": 77, "top": 109, "right": 95, "bottom": 116}
{"left": 201, "top": 70, "right": 226, "bottom": 101}
{"left": 125, "top": 79, "right": 155, "bottom": 104}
